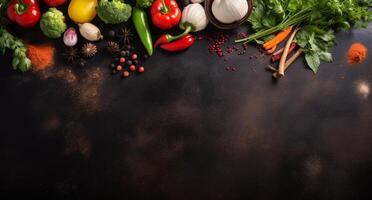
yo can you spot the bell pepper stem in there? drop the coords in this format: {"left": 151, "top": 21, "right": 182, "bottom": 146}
{"left": 160, "top": 0, "right": 170, "bottom": 14}
{"left": 15, "top": 0, "right": 28, "bottom": 15}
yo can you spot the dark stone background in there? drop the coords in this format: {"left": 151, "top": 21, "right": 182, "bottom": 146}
{"left": 1, "top": 1, "right": 372, "bottom": 199}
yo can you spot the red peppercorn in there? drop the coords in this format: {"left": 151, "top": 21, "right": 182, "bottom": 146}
{"left": 123, "top": 71, "right": 130, "bottom": 78}
{"left": 129, "top": 65, "right": 136, "bottom": 72}
{"left": 116, "top": 65, "right": 123, "bottom": 71}
{"left": 138, "top": 66, "right": 145, "bottom": 73}
{"left": 131, "top": 53, "right": 138, "bottom": 60}
{"left": 119, "top": 57, "right": 126, "bottom": 63}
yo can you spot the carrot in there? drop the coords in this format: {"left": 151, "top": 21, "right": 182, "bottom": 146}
{"left": 266, "top": 45, "right": 277, "bottom": 54}
{"left": 263, "top": 26, "right": 293, "bottom": 50}
{"left": 277, "top": 28, "right": 300, "bottom": 78}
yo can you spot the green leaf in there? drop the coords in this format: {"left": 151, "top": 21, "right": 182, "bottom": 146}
{"left": 319, "top": 52, "right": 333, "bottom": 62}
{"left": 305, "top": 52, "right": 321, "bottom": 73}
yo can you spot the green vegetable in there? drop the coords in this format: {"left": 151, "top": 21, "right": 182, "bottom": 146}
{"left": 133, "top": 6, "right": 153, "bottom": 56}
{"left": 236, "top": 0, "right": 372, "bottom": 73}
{"left": 136, "top": 0, "right": 154, "bottom": 8}
{"left": 97, "top": 0, "right": 132, "bottom": 24}
{"left": 0, "top": 27, "right": 31, "bottom": 72}
{"left": 40, "top": 8, "right": 67, "bottom": 39}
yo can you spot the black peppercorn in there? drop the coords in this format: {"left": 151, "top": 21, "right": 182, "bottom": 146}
{"left": 133, "top": 60, "right": 138, "bottom": 65}
{"left": 114, "top": 57, "right": 119, "bottom": 62}
{"left": 126, "top": 50, "right": 130, "bottom": 56}
{"left": 126, "top": 45, "right": 131, "bottom": 50}
{"left": 126, "top": 60, "right": 133, "bottom": 65}
{"left": 110, "top": 63, "right": 116, "bottom": 69}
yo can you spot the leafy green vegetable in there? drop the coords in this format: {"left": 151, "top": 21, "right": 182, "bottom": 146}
{"left": 136, "top": 0, "right": 153, "bottom": 8}
{"left": 0, "top": 27, "right": 31, "bottom": 72}
{"left": 97, "top": 0, "right": 132, "bottom": 24}
{"left": 40, "top": 8, "right": 67, "bottom": 39}
{"left": 236, "top": 0, "right": 372, "bottom": 73}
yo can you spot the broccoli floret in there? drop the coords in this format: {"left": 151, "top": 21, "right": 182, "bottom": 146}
{"left": 40, "top": 8, "right": 67, "bottom": 39}
{"left": 97, "top": 0, "right": 132, "bottom": 24}
{"left": 136, "top": 0, "right": 154, "bottom": 8}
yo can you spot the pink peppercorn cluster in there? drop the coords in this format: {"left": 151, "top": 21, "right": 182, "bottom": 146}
{"left": 110, "top": 45, "right": 146, "bottom": 79}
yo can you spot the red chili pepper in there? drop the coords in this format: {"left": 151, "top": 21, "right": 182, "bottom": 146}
{"left": 7, "top": 0, "right": 41, "bottom": 28}
{"left": 154, "top": 24, "right": 193, "bottom": 47}
{"left": 151, "top": 0, "right": 181, "bottom": 30}
{"left": 160, "top": 34, "right": 195, "bottom": 52}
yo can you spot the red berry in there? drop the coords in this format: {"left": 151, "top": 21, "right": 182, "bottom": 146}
{"left": 138, "top": 66, "right": 145, "bottom": 73}
{"left": 129, "top": 65, "right": 136, "bottom": 72}
{"left": 131, "top": 53, "right": 138, "bottom": 60}
{"left": 116, "top": 65, "right": 123, "bottom": 71}
{"left": 123, "top": 71, "right": 130, "bottom": 78}
{"left": 119, "top": 57, "right": 126, "bottom": 63}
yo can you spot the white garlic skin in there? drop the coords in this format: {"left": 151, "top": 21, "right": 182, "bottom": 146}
{"left": 78, "top": 23, "right": 103, "bottom": 42}
{"left": 180, "top": 3, "right": 209, "bottom": 32}
{"left": 212, "top": 0, "right": 249, "bottom": 24}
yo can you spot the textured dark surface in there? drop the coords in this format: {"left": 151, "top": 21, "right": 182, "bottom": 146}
{"left": 1, "top": 1, "right": 372, "bottom": 200}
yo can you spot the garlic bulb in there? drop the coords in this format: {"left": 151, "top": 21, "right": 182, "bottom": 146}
{"left": 78, "top": 23, "right": 103, "bottom": 42}
{"left": 212, "top": 0, "right": 248, "bottom": 24}
{"left": 180, "top": 3, "right": 208, "bottom": 32}
{"left": 63, "top": 27, "right": 78, "bottom": 47}
{"left": 191, "top": 0, "right": 204, "bottom": 3}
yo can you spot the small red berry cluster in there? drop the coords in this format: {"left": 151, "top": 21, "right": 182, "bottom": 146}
{"left": 110, "top": 45, "right": 146, "bottom": 78}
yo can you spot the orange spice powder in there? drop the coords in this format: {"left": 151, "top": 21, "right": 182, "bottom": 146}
{"left": 347, "top": 42, "right": 368, "bottom": 65}
{"left": 27, "top": 44, "right": 55, "bottom": 70}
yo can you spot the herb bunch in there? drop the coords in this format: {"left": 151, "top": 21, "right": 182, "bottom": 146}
{"left": 0, "top": 27, "right": 31, "bottom": 72}
{"left": 236, "top": 0, "right": 372, "bottom": 72}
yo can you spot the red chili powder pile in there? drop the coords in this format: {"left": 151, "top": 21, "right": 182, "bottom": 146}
{"left": 347, "top": 42, "right": 368, "bottom": 65}
{"left": 27, "top": 44, "right": 55, "bottom": 70}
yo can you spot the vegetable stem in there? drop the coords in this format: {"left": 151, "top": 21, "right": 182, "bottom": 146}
{"left": 277, "top": 27, "right": 300, "bottom": 78}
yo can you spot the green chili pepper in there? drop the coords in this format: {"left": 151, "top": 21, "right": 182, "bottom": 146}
{"left": 132, "top": 6, "right": 153, "bottom": 56}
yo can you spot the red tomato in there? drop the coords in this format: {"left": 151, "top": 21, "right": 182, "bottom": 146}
{"left": 43, "top": 0, "right": 66, "bottom": 7}
{"left": 7, "top": 0, "right": 41, "bottom": 28}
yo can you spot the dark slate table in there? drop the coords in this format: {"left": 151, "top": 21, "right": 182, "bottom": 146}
{"left": 1, "top": 1, "right": 372, "bottom": 199}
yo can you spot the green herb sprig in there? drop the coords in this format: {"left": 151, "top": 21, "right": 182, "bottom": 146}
{"left": 0, "top": 27, "right": 31, "bottom": 72}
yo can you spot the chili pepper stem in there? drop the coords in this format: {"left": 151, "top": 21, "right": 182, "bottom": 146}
{"left": 168, "top": 25, "right": 192, "bottom": 42}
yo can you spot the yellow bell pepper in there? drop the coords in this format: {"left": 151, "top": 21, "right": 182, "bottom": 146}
{"left": 68, "top": 0, "right": 98, "bottom": 23}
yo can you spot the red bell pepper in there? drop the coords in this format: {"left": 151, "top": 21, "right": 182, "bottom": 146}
{"left": 160, "top": 34, "right": 195, "bottom": 52}
{"left": 151, "top": 0, "right": 181, "bottom": 30}
{"left": 7, "top": 0, "right": 41, "bottom": 28}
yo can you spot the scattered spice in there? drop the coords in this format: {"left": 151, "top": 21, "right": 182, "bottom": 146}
{"left": 26, "top": 44, "right": 55, "bottom": 70}
{"left": 81, "top": 43, "right": 98, "bottom": 58}
{"left": 107, "top": 41, "right": 120, "bottom": 54}
{"left": 347, "top": 42, "right": 368, "bottom": 65}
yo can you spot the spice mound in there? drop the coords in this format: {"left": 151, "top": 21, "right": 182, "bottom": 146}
{"left": 347, "top": 42, "right": 368, "bottom": 65}
{"left": 26, "top": 44, "right": 55, "bottom": 70}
